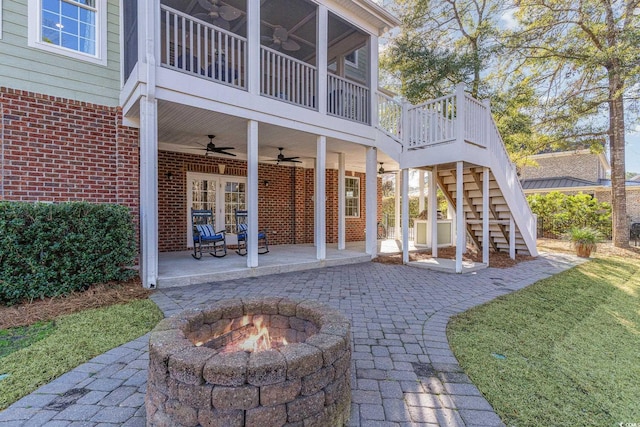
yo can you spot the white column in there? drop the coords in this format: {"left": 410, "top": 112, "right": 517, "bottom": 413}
{"left": 247, "top": 120, "right": 259, "bottom": 267}
{"left": 509, "top": 216, "right": 516, "bottom": 260}
{"left": 369, "top": 35, "right": 379, "bottom": 126}
{"left": 317, "top": 5, "right": 328, "bottom": 115}
{"left": 316, "top": 136, "right": 326, "bottom": 260}
{"left": 139, "top": 0, "right": 158, "bottom": 289}
{"left": 247, "top": 0, "right": 260, "bottom": 95}
{"left": 401, "top": 168, "right": 409, "bottom": 264}
{"left": 455, "top": 161, "right": 464, "bottom": 273}
{"left": 365, "top": 147, "right": 377, "bottom": 257}
{"left": 456, "top": 83, "right": 466, "bottom": 145}
{"left": 338, "top": 153, "right": 346, "bottom": 250}
{"left": 418, "top": 170, "right": 425, "bottom": 214}
{"left": 429, "top": 167, "right": 438, "bottom": 257}
{"left": 394, "top": 172, "right": 401, "bottom": 240}
{"left": 482, "top": 167, "right": 490, "bottom": 264}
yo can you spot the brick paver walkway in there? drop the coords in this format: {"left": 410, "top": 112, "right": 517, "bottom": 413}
{"left": 0, "top": 252, "right": 583, "bottom": 426}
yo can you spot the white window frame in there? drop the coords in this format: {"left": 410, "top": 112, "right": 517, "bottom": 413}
{"left": 345, "top": 176, "right": 361, "bottom": 218}
{"left": 28, "top": 0, "right": 108, "bottom": 65}
{"left": 345, "top": 50, "right": 358, "bottom": 67}
{"left": 0, "top": 0, "right": 3, "bottom": 39}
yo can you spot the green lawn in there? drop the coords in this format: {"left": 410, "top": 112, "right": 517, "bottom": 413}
{"left": 0, "top": 299, "right": 163, "bottom": 409}
{"left": 448, "top": 256, "right": 640, "bottom": 427}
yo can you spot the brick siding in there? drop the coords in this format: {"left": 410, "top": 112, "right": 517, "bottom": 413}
{"left": 522, "top": 153, "right": 603, "bottom": 182}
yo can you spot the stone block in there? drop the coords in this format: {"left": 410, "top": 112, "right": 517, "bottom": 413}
{"left": 203, "top": 351, "right": 248, "bottom": 386}
{"left": 149, "top": 330, "right": 192, "bottom": 370}
{"left": 197, "top": 408, "right": 244, "bottom": 427}
{"left": 302, "top": 402, "right": 338, "bottom": 427}
{"left": 270, "top": 314, "right": 290, "bottom": 329}
{"left": 324, "top": 374, "right": 350, "bottom": 406}
{"left": 202, "top": 306, "right": 222, "bottom": 324}
{"left": 280, "top": 343, "right": 324, "bottom": 380}
{"left": 278, "top": 299, "right": 299, "bottom": 316}
{"left": 333, "top": 349, "right": 351, "bottom": 378}
{"left": 248, "top": 349, "right": 287, "bottom": 386}
{"left": 296, "top": 301, "right": 326, "bottom": 324}
{"left": 179, "top": 308, "right": 205, "bottom": 333}
{"left": 165, "top": 399, "right": 198, "bottom": 426}
{"left": 260, "top": 378, "right": 302, "bottom": 406}
{"left": 153, "top": 317, "right": 189, "bottom": 332}
{"left": 177, "top": 383, "right": 212, "bottom": 409}
{"left": 243, "top": 297, "right": 281, "bottom": 315}
{"left": 211, "top": 385, "right": 259, "bottom": 410}
{"left": 301, "top": 365, "right": 334, "bottom": 396}
{"left": 286, "top": 390, "right": 325, "bottom": 423}
{"left": 169, "top": 347, "right": 216, "bottom": 385}
{"left": 219, "top": 299, "right": 244, "bottom": 319}
{"left": 290, "top": 316, "right": 309, "bottom": 332}
{"left": 305, "top": 333, "right": 346, "bottom": 367}
{"left": 246, "top": 404, "right": 287, "bottom": 427}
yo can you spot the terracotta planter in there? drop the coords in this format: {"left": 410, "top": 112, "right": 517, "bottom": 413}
{"left": 575, "top": 243, "right": 595, "bottom": 258}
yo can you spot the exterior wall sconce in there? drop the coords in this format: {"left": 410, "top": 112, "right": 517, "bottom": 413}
{"left": 263, "top": 180, "right": 269, "bottom": 187}
{"left": 166, "top": 172, "right": 173, "bottom": 181}
{"left": 218, "top": 164, "right": 226, "bottom": 174}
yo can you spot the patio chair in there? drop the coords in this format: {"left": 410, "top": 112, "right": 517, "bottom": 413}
{"left": 191, "top": 209, "right": 227, "bottom": 259}
{"left": 235, "top": 209, "right": 269, "bottom": 256}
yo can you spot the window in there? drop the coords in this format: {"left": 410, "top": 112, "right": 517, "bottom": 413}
{"left": 345, "top": 177, "right": 360, "bottom": 217}
{"left": 28, "top": 0, "right": 107, "bottom": 65}
{"left": 345, "top": 50, "right": 358, "bottom": 67}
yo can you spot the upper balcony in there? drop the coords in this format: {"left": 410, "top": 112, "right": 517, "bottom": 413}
{"left": 123, "top": 0, "right": 396, "bottom": 127}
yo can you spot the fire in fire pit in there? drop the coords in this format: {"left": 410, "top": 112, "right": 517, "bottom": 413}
{"left": 146, "top": 298, "right": 352, "bottom": 426}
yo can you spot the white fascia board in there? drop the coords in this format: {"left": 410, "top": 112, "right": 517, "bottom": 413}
{"left": 522, "top": 185, "right": 606, "bottom": 194}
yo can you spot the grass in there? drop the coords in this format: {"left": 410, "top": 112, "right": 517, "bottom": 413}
{"left": 447, "top": 255, "right": 640, "bottom": 427}
{"left": 0, "top": 299, "right": 163, "bottom": 409}
{"left": 0, "top": 321, "right": 56, "bottom": 358}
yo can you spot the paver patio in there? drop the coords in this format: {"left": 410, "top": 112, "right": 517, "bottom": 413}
{"left": 0, "top": 252, "right": 584, "bottom": 426}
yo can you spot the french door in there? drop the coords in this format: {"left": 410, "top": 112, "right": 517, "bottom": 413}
{"left": 186, "top": 172, "right": 246, "bottom": 247}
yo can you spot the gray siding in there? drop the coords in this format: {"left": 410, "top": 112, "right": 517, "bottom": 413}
{"left": 344, "top": 45, "right": 368, "bottom": 84}
{"left": 0, "top": 0, "right": 121, "bottom": 106}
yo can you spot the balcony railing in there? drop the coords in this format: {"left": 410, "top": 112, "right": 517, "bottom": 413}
{"left": 261, "top": 46, "right": 317, "bottom": 109}
{"left": 328, "top": 74, "right": 370, "bottom": 125}
{"left": 376, "top": 92, "right": 402, "bottom": 140}
{"left": 161, "top": 5, "right": 246, "bottom": 89}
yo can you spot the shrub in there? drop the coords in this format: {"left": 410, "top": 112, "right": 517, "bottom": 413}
{"left": 0, "top": 202, "right": 136, "bottom": 305}
{"left": 527, "top": 192, "right": 612, "bottom": 239}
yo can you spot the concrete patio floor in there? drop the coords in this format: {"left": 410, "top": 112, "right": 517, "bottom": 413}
{"left": 0, "top": 251, "right": 585, "bottom": 426}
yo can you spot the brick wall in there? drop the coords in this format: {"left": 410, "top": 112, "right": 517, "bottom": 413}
{"left": 522, "top": 153, "right": 603, "bottom": 182}
{"left": 0, "top": 87, "right": 139, "bottom": 227}
{"left": 594, "top": 188, "right": 640, "bottom": 225}
{"left": 158, "top": 151, "right": 378, "bottom": 252}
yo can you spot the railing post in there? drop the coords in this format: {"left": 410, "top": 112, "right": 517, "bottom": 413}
{"left": 455, "top": 83, "right": 466, "bottom": 145}
{"left": 401, "top": 98, "right": 410, "bottom": 147}
{"left": 483, "top": 98, "right": 491, "bottom": 152}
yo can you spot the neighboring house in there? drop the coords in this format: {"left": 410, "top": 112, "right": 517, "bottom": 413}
{"left": 520, "top": 149, "right": 640, "bottom": 224}
{"left": 0, "top": 0, "right": 537, "bottom": 288}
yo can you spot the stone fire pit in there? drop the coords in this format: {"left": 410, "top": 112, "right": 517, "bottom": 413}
{"left": 146, "top": 298, "right": 351, "bottom": 426}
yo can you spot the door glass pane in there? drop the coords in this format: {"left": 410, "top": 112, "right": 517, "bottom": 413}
{"left": 191, "top": 178, "right": 217, "bottom": 223}
{"left": 224, "top": 179, "right": 246, "bottom": 233}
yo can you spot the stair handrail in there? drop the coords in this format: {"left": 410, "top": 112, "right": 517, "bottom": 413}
{"left": 406, "top": 93, "right": 457, "bottom": 148}
{"left": 376, "top": 92, "right": 403, "bottom": 141}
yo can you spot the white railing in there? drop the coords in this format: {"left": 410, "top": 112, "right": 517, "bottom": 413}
{"left": 376, "top": 92, "right": 402, "bottom": 141}
{"left": 261, "top": 46, "right": 317, "bottom": 109}
{"left": 161, "top": 5, "right": 246, "bottom": 89}
{"left": 406, "top": 93, "right": 456, "bottom": 148}
{"left": 464, "top": 95, "right": 487, "bottom": 147}
{"left": 327, "top": 74, "right": 370, "bottom": 124}
{"left": 486, "top": 112, "right": 538, "bottom": 251}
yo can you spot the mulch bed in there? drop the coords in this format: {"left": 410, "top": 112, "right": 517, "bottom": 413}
{"left": 0, "top": 279, "right": 153, "bottom": 330}
{"left": 373, "top": 246, "right": 535, "bottom": 268}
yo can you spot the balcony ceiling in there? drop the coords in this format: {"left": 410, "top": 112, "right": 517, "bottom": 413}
{"left": 155, "top": 99, "right": 398, "bottom": 171}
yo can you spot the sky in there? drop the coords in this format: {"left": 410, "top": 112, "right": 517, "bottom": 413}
{"left": 626, "top": 131, "right": 640, "bottom": 174}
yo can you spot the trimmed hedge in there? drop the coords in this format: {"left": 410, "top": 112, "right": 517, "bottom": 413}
{"left": 0, "top": 202, "right": 137, "bottom": 305}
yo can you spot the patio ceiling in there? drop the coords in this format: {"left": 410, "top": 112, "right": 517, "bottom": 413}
{"left": 156, "top": 100, "right": 398, "bottom": 171}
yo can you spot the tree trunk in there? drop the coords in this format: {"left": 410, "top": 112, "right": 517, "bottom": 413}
{"left": 608, "top": 73, "right": 628, "bottom": 248}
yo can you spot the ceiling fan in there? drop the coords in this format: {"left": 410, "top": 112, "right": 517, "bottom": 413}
{"left": 261, "top": 26, "right": 300, "bottom": 51}
{"left": 195, "top": 0, "right": 242, "bottom": 31}
{"left": 196, "top": 135, "right": 236, "bottom": 157}
{"left": 378, "top": 162, "right": 399, "bottom": 174}
{"left": 271, "top": 147, "right": 302, "bottom": 164}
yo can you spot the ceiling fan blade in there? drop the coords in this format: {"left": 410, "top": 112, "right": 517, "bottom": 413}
{"left": 261, "top": 35, "right": 273, "bottom": 42}
{"left": 197, "top": 0, "right": 216, "bottom": 12}
{"left": 215, "top": 150, "right": 237, "bottom": 157}
{"left": 211, "top": 147, "right": 235, "bottom": 151}
{"left": 281, "top": 39, "right": 300, "bottom": 51}
{"left": 218, "top": 5, "right": 242, "bottom": 20}
{"left": 211, "top": 17, "right": 230, "bottom": 30}
{"left": 273, "top": 26, "right": 289, "bottom": 40}
{"left": 283, "top": 157, "right": 300, "bottom": 161}
{"left": 269, "top": 43, "right": 281, "bottom": 50}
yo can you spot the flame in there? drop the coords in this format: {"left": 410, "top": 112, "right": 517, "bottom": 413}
{"left": 239, "top": 318, "right": 272, "bottom": 352}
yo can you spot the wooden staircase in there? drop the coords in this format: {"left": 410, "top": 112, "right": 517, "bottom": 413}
{"left": 435, "top": 167, "right": 532, "bottom": 255}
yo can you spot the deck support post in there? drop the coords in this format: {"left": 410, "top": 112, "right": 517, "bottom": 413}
{"left": 394, "top": 172, "right": 401, "bottom": 239}
{"left": 401, "top": 168, "right": 410, "bottom": 264}
{"left": 247, "top": 120, "right": 259, "bottom": 267}
{"left": 510, "top": 216, "right": 516, "bottom": 260}
{"left": 338, "top": 152, "right": 346, "bottom": 250}
{"left": 418, "top": 170, "right": 425, "bottom": 213}
{"left": 316, "top": 136, "right": 326, "bottom": 260}
{"left": 365, "top": 147, "right": 377, "bottom": 257}
{"left": 455, "top": 161, "right": 464, "bottom": 273}
{"left": 429, "top": 167, "right": 438, "bottom": 257}
{"left": 483, "top": 167, "right": 490, "bottom": 265}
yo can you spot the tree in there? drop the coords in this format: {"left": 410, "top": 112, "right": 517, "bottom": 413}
{"left": 507, "top": 0, "right": 640, "bottom": 247}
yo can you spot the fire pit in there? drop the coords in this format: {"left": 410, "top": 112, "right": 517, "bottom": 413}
{"left": 146, "top": 298, "right": 351, "bottom": 426}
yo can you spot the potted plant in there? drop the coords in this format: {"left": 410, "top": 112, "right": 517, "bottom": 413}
{"left": 567, "top": 227, "right": 601, "bottom": 258}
